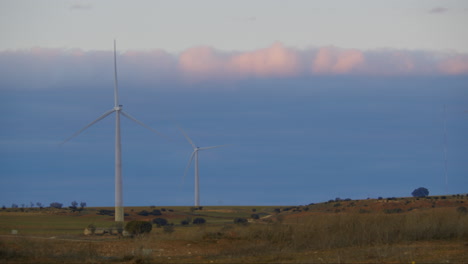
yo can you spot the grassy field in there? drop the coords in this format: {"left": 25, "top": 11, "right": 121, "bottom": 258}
{"left": 0, "top": 196, "right": 467, "bottom": 263}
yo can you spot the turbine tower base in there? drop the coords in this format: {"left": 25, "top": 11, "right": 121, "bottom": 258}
{"left": 115, "top": 206, "right": 124, "bottom": 222}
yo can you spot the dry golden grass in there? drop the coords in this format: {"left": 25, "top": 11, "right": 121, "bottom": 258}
{"left": 1, "top": 199, "right": 467, "bottom": 263}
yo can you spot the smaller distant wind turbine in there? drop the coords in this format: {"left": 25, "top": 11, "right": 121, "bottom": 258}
{"left": 179, "top": 127, "right": 227, "bottom": 207}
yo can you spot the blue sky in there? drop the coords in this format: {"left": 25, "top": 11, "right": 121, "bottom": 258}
{"left": 0, "top": 0, "right": 467, "bottom": 207}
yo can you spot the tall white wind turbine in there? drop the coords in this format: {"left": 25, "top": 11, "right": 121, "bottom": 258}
{"left": 62, "top": 40, "right": 165, "bottom": 222}
{"left": 179, "top": 127, "right": 226, "bottom": 207}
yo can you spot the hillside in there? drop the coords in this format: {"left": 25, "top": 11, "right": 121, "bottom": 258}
{"left": 0, "top": 194, "right": 467, "bottom": 263}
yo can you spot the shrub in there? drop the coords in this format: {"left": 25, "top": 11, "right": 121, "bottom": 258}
{"left": 234, "top": 217, "right": 248, "bottom": 225}
{"left": 97, "top": 209, "right": 114, "bottom": 216}
{"left": 152, "top": 218, "right": 168, "bottom": 227}
{"left": 163, "top": 225, "right": 174, "bottom": 234}
{"left": 412, "top": 187, "right": 429, "bottom": 197}
{"left": 137, "top": 210, "right": 149, "bottom": 216}
{"left": 150, "top": 209, "right": 162, "bottom": 216}
{"left": 251, "top": 214, "right": 260, "bottom": 220}
{"left": 125, "top": 221, "right": 152, "bottom": 235}
{"left": 457, "top": 206, "right": 467, "bottom": 215}
{"left": 193, "top": 218, "right": 206, "bottom": 225}
{"left": 180, "top": 220, "right": 190, "bottom": 225}
{"left": 384, "top": 208, "right": 403, "bottom": 214}
{"left": 49, "top": 202, "right": 63, "bottom": 209}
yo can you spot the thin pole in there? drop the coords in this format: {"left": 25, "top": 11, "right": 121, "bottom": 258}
{"left": 195, "top": 150, "right": 199, "bottom": 207}
{"left": 113, "top": 40, "right": 124, "bottom": 222}
{"left": 115, "top": 110, "right": 123, "bottom": 222}
{"left": 443, "top": 105, "right": 448, "bottom": 194}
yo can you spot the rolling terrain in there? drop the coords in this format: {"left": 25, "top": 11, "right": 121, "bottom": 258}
{"left": 1, "top": 195, "right": 467, "bottom": 263}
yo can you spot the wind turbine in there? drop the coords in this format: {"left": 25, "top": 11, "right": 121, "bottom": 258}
{"left": 62, "top": 40, "right": 165, "bottom": 222}
{"left": 179, "top": 127, "right": 226, "bottom": 207}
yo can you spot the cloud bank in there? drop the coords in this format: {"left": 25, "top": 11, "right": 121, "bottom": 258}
{"left": 1, "top": 43, "right": 468, "bottom": 89}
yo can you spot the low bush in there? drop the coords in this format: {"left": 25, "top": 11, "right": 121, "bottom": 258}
{"left": 193, "top": 218, "right": 206, "bottom": 225}
{"left": 97, "top": 209, "right": 114, "bottom": 216}
{"left": 163, "top": 225, "right": 174, "bottom": 234}
{"left": 234, "top": 217, "right": 248, "bottom": 225}
{"left": 384, "top": 208, "right": 403, "bottom": 214}
{"left": 152, "top": 218, "right": 168, "bottom": 227}
{"left": 457, "top": 206, "right": 467, "bottom": 215}
{"left": 125, "top": 221, "right": 152, "bottom": 235}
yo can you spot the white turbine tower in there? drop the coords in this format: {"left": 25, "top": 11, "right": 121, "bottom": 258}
{"left": 62, "top": 40, "right": 165, "bottom": 222}
{"left": 179, "top": 127, "right": 226, "bottom": 207}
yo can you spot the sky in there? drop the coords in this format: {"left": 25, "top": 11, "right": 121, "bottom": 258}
{"left": 0, "top": 0, "right": 467, "bottom": 207}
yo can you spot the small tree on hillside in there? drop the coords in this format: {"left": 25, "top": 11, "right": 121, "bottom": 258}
{"left": 125, "top": 221, "right": 152, "bottom": 236}
{"left": 70, "top": 201, "right": 78, "bottom": 211}
{"left": 50, "top": 202, "right": 63, "bottom": 209}
{"left": 193, "top": 218, "right": 206, "bottom": 225}
{"left": 152, "top": 218, "right": 168, "bottom": 227}
{"left": 412, "top": 187, "right": 429, "bottom": 197}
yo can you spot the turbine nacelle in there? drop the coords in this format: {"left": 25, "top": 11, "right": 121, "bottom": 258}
{"left": 114, "top": 105, "right": 123, "bottom": 111}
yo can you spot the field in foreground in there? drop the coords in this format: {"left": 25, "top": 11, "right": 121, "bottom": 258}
{"left": 1, "top": 196, "right": 467, "bottom": 263}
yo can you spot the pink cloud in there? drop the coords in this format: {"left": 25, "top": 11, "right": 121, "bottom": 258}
{"left": 177, "top": 43, "right": 300, "bottom": 80}
{"left": 178, "top": 46, "right": 228, "bottom": 81}
{"left": 2, "top": 44, "right": 468, "bottom": 89}
{"left": 438, "top": 55, "right": 468, "bottom": 75}
{"left": 229, "top": 42, "right": 300, "bottom": 77}
{"left": 312, "top": 47, "right": 364, "bottom": 74}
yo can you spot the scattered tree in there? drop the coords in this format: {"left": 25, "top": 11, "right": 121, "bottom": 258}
{"left": 412, "top": 187, "right": 429, "bottom": 197}
{"left": 193, "top": 218, "right": 206, "bottom": 225}
{"left": 234, "top": 217, "right": 248, "bottom": 225}
{"left": 152, "top": 218, "right": 168, "bottom": 227}
{"left": 163, "top": 225, "right": 175, "bottom": 234}
{"left": 80, "top": 202, "right": 87, "bottom": 209}
{"left": 50, "top": 202, "right": 63, "bottom": 209}
{"left": 11, "top": 204, "right": 18, "bottom": 208}
{"left": 137, "top": 210, "right": 150, "bottom": 216}
{"left": 70, "top": 201, "right": 78, "bottom": 211}
{"left": 36, "top": 202, "right": 43, "bottom": 209}
{"left": 457, "top": 206, "right": 467, "bottom": 215}
{"left": 125, "top": 221, "right": 152, "bottom": 235}
{"left": 150, "top": 209, "right": 162, "bottom": 216}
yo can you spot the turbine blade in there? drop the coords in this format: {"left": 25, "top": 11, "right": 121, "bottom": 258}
{"left": 113, "top": 39, "right": 119, "bottom": 107}
{"left": 199, "top": 144, "right": 229, "bottom": 151}
{"left": 61, "top": 109, "right": 115, "bottom": 145}
{"left": 177, "top": 126, "right": 197, "bottom": 149}
{"left": 120, "top": 110, "right": 171, "bottom": 140}
{"left": 182, "top": 151, "right": 196, "bottom": 184}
